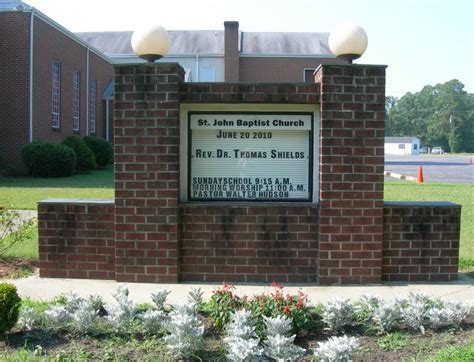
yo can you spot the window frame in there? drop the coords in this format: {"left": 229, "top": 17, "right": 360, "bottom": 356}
{"left": 303, "top": 68, "right": 317, "bottom": 83}
{"left": 72, "top": 70, "right": 80, "bottom": 132}
{"left": 89, "top": 80, "right": 97, "bottom": 134}
{"left": 51, "top": 61, "right": 61, "bottom": 129}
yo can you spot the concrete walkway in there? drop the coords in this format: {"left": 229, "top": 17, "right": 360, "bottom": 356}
{"left": 4, "top": 273, "right": 473, "bottom": 305}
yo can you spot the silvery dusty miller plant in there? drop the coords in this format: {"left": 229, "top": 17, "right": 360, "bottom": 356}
{"left": 224, "top": 309, "right": 262, "bottom": 362}
{"left": 139, "top": 309, "right": 167, "bottom": 335}
{"left": 72, "top": 300, "right": 98, "bottom": 334}
{"left": 314, "top": 335, "right": 359, "bottom": 362}
{"left": 425, "top": 301, "right": 471, "bottom": 330}
{"left": 187, "top": 287, "right": 204, "bottom": 307}
{"left": 151, "top": 289, "right": 171, "bottom": 310}
{"left": 399, "top": 292, "right": 433, "bottom": 334}
{"left": 371, "top": 301, "right": 401, "bottom": 334}
{"left": 44, "top": 305, "right": 72, "bottom": 330}
{"left": 19, "top": 306, "right": 42, "bottom": 331}
{"left": 321, "top": 298, "right": 355, "bottom": 333}
{"left": 354, "top": 293, "right": 383, "bottom": 322}
{"left": 263, "top": 315, "right": 305, "bottom": 361}
{"left": 163, "top": 302, "right": 204, "bottom": 358}
{"left": 64, "top": 291, "right": 85, "bottom": 312}
{"left": 105, "top": 285, "right": 138, "bottom": 333}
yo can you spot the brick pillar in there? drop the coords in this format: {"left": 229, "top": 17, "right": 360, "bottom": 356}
{"left": 315, "top": 64, "right": 387, "bottom": 285}
{"left": 114, "top": 63, "right": 184, "bottom": 283}
{"left": 224, "top": 21, "right": 240, "bottom": 81}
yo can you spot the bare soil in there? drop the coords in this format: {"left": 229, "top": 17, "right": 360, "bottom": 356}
{"left": 0, "top": 257, "right": 38, "bottom": 279}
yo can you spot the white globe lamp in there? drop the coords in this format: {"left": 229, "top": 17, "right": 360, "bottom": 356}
{"left": 131, "top": 25, "right": 171, "bottom": 62}
{"left": 328, "top": 24, "right": 368, "bottom": 62}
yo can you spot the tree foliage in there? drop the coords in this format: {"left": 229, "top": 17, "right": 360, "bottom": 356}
{"left": 386, "top": 80, "right": 474, "bottom": 152}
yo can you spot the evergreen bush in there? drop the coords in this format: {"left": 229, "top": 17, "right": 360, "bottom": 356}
{"left": 21, "top": 142, "right": 76, "bottom": 177}
{"left": 62, "top": 136, "right": 96, "bottom": 171}
{"left": 83, "top": 136, "right": 113, "bottom": 167}
{"left": 0, "top": 283, "right": 21, "bottom": 336}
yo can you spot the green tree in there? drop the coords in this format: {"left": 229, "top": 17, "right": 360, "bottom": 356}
{"left": 386, "top": 80, "right": 474, "bottom": 152}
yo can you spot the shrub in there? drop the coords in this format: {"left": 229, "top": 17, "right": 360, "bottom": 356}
{"left": 164, "top": 302, "right": 204, "bottom": 358}
{"left": 224, "top": 309, "right": 262, "bottom": 361}
{"left": 263, "top": 315, "right": 306, "bottom": 361}
{"left": 21, "top": 142, "right": 76, "bottom": 177}
{"left": 19, "top": 306, "right": 41, "bottom": 331}
{"left": 321, "top": 298, "right": 355, "bottom": 334}
{"left": 138, "top": 309, "right": 167, "bottom": 335}
{"left": 0, "top": 283, "right": 21, "bottom": 335}
{"left": 43, "top": 305, "right": 71, "bottom": 331}
{"left": 72, "top": 300, "right": 98, "bottom": 334}
{"left": 62, "top": 136, "right": 96, "bottom": 171}
{"left": 1, "top": 207, "right": 36, "bottom": 256}
{"left": 209, "top": 283, "right": 242, "bottom": 329}
{"left": 105, "top": 285, "right": 138, "bottom": 334}
{"left": 83, "top": 136, "right": 113, "bottom": 167}
{"left": 314, "top": 335, "right": 360, "bottom": 362}
{"left": 247, "top": 283, "right": 313, "bottom": 337}
{"left": 151, "top": 289, "right": 171, "bottom": 310}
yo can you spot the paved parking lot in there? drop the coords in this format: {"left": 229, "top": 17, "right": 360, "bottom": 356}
{"left": 385, "top": 155, "right": 473, "bottom": 184}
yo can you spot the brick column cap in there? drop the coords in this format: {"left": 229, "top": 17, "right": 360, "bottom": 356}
{"left": 314, "top": 63, "right": 388, "bottom": 73}
{"left": 38, "top": 198, "right": 114, "bottom": 205}
{"left": 384, "top": 201, "right": 461, "bottom": 208}
{"left": 114, "top": 62, "right": 184, "bottom": 69}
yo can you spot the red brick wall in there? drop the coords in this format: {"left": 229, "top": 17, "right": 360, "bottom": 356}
{"left": 33, "top": 16, "right": 113, "bottom": 143}
{"left": 114, "top": 64, "right": 184, "bottom": 283}
{"left": 38, "top": 200, "right": 115, "bottom": 279}
{"left": 0, "top": 12, "right": 30, "bottom": 172}
{"left": 315, "top": 65, "right": 386, "bottom": 285}
{"left": 179, "top": 83, "right": 319, "bottom": 103}
{"left": 383, "top": 202, "right": 460, "bottom": 282}
{"left": 180, "top": 206, "right": 319, "bottom": 282}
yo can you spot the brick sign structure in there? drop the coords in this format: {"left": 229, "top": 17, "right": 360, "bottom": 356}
{"left": 38, "top": 63, "right": 461, "bottom": 285}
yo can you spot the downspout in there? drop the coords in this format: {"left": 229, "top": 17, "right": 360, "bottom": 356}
{"left": 29, "top": 8, "right": 35, "bottom": 143}
{"left": 105, "top": 99, "right": 109, "bottom": 141}
{"left": 86, "top": 47, "right": 90, "bottom": 135}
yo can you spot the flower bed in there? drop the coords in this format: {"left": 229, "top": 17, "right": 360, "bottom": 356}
{"left": 1, "top": 282, "right": 473, "bottom": 361}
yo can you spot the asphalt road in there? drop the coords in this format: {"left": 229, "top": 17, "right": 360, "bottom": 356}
{"left": 384, "top": 155, "right": 474, "bottom": 184}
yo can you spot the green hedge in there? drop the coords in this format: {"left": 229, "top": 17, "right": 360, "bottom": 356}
{"left": 0, "top": 283, "right": 21, "bottom": 336}
{"left": 21, "top": 142, "right": 76, "bottom": 177}
{"left": 62, "top": 136, "right": 96, "bottom": 171}
{"left": 83, "top": 136, "right": 113, "bottom": 167}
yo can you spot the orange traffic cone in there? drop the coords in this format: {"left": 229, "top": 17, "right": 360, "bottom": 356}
{"left": 417, "top": 165, "right": 424, "bottom": 183}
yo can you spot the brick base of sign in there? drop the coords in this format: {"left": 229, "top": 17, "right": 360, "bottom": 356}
{"left": 38, "top": 200, "right": 115, "bottom": 279}
{"left": 38, "top": 200, "right": 460, "bottom": 284}
{"left": 180, "top": 205, "right": 319, "bottom": 283}
{"left": 382, "top": 202, "right": 461, "bottom": 282}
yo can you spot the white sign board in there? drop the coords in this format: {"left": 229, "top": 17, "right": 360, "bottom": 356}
{"left": 188, "top": 112, "right": 313, "bottom": 201}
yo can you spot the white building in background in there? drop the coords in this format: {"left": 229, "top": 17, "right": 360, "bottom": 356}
{"left": 385, "top": 137, "right": 420, "bottom": 155}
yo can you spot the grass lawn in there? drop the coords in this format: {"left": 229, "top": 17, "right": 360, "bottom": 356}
{"left": 0, "top": 166, "right": 113, "bottom": 210}
{"left": 0, "top": 167, "right": 472, "bottom": 266}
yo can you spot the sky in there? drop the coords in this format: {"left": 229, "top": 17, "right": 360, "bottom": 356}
{"left": 25, "top": 0, "right": 474, "bottom": 97}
